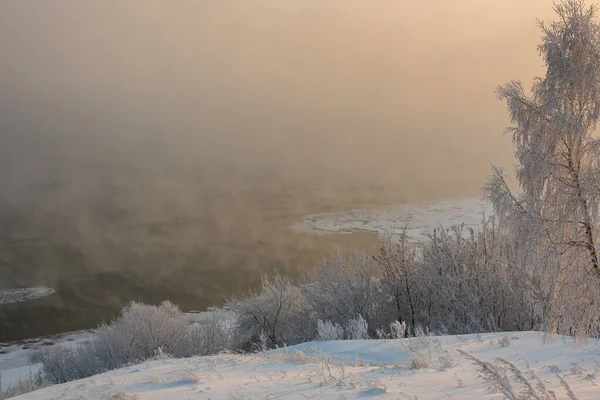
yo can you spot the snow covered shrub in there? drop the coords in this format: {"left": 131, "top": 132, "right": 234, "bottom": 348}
{"left": 304, "top": 249, "right": 379, "bottom": 333}
{"left": 30, "top": 346, "right": 81, "bottom": 384}
{"left": 31, "top": 343, "right": 107, "bottom": 383}
{"left": 413, "top": 325, "right": 426, "bottom": 338}
{"left": 110, "top": 300, "right": 190, "bottom": 360}
{"left": 375, "top": 329, "right": 388, "bottom": 339}
{"left": 226, "top": 272, "right": 313, "bottom": 350}
{"left": 437, "top": 352, "right": 457, "bottom": 370}
{"left": 0, "top": 371, "right": 47, "bottom": 400}
{"left": 374, "top": 229, "right": 419, "bottom": 331}
{"left": 498, "top": 336, "right": 511, "bottom": 348}
{"left": 316, "top": 320, "right": 344, "bottom": 341}
{"left": 78, "top": 300, "right": 190, "bottom": 372}
{"left": 417, "top": 219, "right": 538, "bottom": 335}
{"left": 346, "top": 315, "right": 369, "bottom": 340}
{"left": 188, "top": 310, "right": 231, "bottom": 356}
{"left": 32, "top": 301, "right": 192, "bottom": 384}
{"left": 408, "top": 351, "right": 433, "bottom": 369}
{"left": 390, "top": 320, "right": 406, "bottom": 339}
{"left": 259, "top": 331, "right": 268, "bottom": 352}
{"left": 108, "top": 394, "right": 140, "bottom": 400}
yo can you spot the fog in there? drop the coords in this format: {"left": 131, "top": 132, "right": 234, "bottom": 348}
{"left": 0, "top": 1, "right": 554, "bottom": 339}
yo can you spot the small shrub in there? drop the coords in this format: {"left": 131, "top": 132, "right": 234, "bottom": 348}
{"left": 390, "top": 320, "right": 406, "bottom": 339}
{"left": 30, "top": 346, "right": 81, "bottom": 384}
{"left": 0, "top": 371, "right": 48, "bottom": 400}
{"left": 499, "top": 336, "right": 511, "bottom": 348}
{"left": 188, "top": 312, "right": 231, "bottom": 356}
{"left": 108, "top": 394, "right": 140, "bottom": 400}
{"left": 375, "top": 329, "right": 388, "bottom": 339}
{"left": 226, "top": 273, "right": 312, "bottom": 350}
{"left": 438, "top": 353, "right": 457, "bottom": 370}
{"left": 316, "top": 320, "right": 344, "bottom": 341}
{"left": 32, "top": 301, "right": 192, "bottom": 384}
{"left": 408, "top": 351, "right": 433, "bottom": 369}
{"left": 259, "top": 331, "right": 268, "bottom": 352}
{"left": 413, "top": 325, "right": 426, "bottom": 338}
{"left": 346, "top": 315, "right": 369, "bottom": 340}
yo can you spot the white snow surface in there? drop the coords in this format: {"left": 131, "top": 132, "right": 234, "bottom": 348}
{"left": 7, "top": 331, "right": 600, "bottom": 399}
{"left": 292, "top": 196, "right": 493, "bottom": 243}
{"left": 0, "top": 288, "right": 55, "bottom": 305}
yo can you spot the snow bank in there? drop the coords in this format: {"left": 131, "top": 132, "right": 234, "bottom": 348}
{"left": 8, "top": 331, "right": 600, "bottom": 399}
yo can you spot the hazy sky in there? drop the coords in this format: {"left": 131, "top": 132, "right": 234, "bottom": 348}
{"left": 0, "top": 0, "right": 556, "bottom": 198}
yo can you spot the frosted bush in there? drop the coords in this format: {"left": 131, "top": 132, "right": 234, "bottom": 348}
{"left": 346, "top": 315, "right": 369, "bottom": 340}
{"left": 226, "top": 272, "right": 313, "bottom": 350}
{"left": 32, "top": 301, "right": 192, "bottom": 384}
{"left": 390, "top": 320, "right": 406, "bottom": 339}
{"left": 438, "top": 353, "right": 457, "bottom": 370}
{"left": 375, "top": 329, "right": 388, "bottom": 339}
{"left": 259, "top": 331, "right": 268, "bottom": 351}
{"left": 0, "top": 371, "right": 47, "bottom": 400}
{"left": 108, "top": 394, "right": 140, "bottom": 400}
{"left": 316, "top": 320, "right": 344, "bottom": 341}
{"left": 413, "top": 325, "right": 426, "bottom": 338}
{"left": 408, "top": 352, "right": 433, "bottom": 369}
{"left": 188, "top": 312, "right": 231, "bottom": 356}
{"left": 305, "top": 250, "right": 379, "bottom": 334}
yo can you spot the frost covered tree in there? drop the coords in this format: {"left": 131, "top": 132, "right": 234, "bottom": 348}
{"left": 485, "top": 0, "right": 600, "bottom": 339}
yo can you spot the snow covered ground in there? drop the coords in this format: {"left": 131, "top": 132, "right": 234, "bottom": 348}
{"left": 292, "top": 196, "right": 492, "bottom": 243}
{"left": 7, "top": 331, "right": 600, "bottom": 399}
{"left": 0, "top": 288, "right": 55, "bottom": 306}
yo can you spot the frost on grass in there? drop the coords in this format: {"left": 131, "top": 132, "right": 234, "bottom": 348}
{"left": 408, "top": 351, "right": 433, "bottom": 370}
{"left": 499, "top": 336, "right": 511, "bottom": 348}
{"left": 458, "top": 349, "right": 578, "bottom": 400}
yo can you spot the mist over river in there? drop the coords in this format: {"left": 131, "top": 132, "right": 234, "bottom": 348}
{"left": 0, "top": 165, "right": 396, "bottom": 341}
{"left": 0, "top": 0, "right": 552, "bottom": 341}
